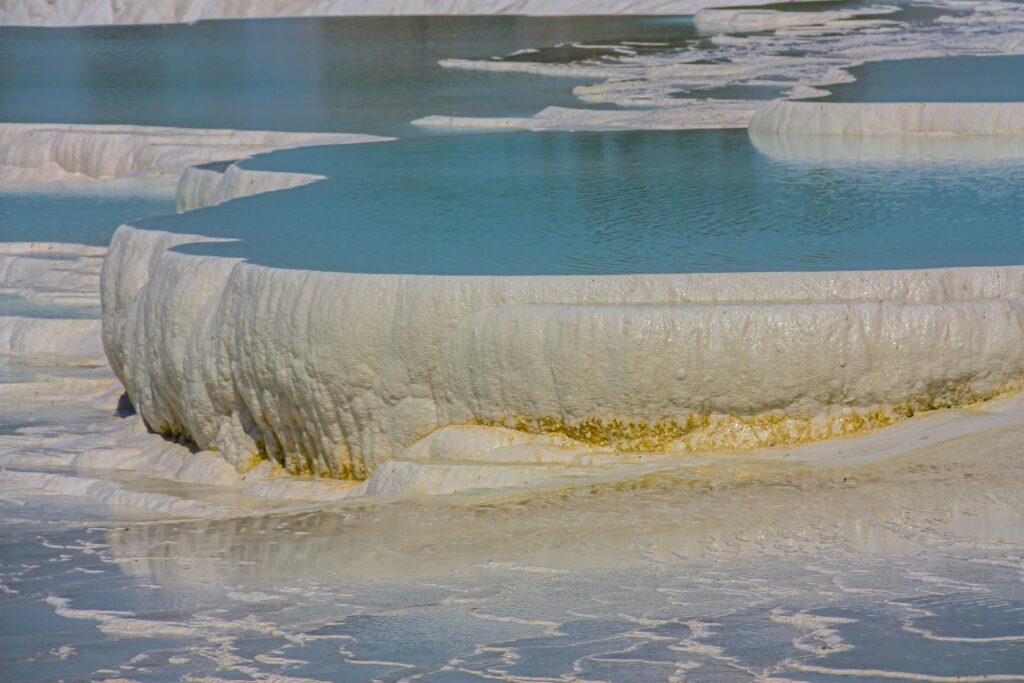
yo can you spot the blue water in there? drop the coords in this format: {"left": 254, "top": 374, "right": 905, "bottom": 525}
{"left": 825, "top": 54, "right": 1024, "bottom": 103}
{"left": 0, "top": 191, "right": 175, "bottom": 246}
{"left": 146, "top": 130, "right": 1024, "bottom": 275}
{"left": 0, "top": 16, "right": 696, "bottom": 137}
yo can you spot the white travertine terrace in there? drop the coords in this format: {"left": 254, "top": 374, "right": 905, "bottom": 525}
{"left": 0, "top": 243, "right": 366, "bottom": 513}
{"left": 0, "top": 0, "right": 778, "bottom": 26}
{"left": 749, "top": 101, "right": 1024, "bottom": 138}
{"left": 748, "top": 129, "right": 1024, "bottom": 163}
{"left": 177, "top": 163, "right": 326, "bottom": 212}
{"left": 0, "top": 317, "right": 103, "bottom": 359}
{"left": 0, "top": 246, "right": 105, "bottom": 360}
{"left": 103, "top": 221, "right": 1024, "bottom": 480}
{"left": 7, "top": 1, "right": 1024, "bottom": 498}
{"left": 0, "top": 124, "right": 389, "bottom": 186}
{"left": 0, "top": 243, "right": 105, "bottom": 307}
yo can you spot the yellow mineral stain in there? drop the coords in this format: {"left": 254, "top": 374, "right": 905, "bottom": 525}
{"left": 482, "top": 383, "right": 1023, "bottom": 456}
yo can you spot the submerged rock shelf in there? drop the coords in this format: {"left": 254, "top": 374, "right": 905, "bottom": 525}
{"left": 0, "top": 123, "right": 388, "bottom": 186}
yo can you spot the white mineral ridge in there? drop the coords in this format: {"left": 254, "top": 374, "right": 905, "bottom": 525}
{"left": 103, "top": 223, "right": 1024, "bottom": 480}
{"left": 0, "top": 246, "right": 369, "bottom": 512}
{"left": 414, "top": 2, "right": 1024, "bottom": 133}
{"left": 0, "top": 123, "right": 388, "bottom": 186}
{"left": 749, "top": 101, "right": 1024, "bottom": 138}
{"left": 413, "top": 104, "right": 755, "bottom": 131}
{"left": 177, "top": 163, "right": 326, "bottom": 212}
{"left": 0, "top": 0, "right": 790, "bottom": 26}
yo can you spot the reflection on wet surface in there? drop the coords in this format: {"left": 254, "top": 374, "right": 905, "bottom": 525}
{"left": 3, "top": 416, "right": 1024, "bottom": 681}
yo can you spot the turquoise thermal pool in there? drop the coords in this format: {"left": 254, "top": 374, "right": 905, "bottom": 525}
{"left": 156, "top": 129, "right": 1024, "bottom": 275}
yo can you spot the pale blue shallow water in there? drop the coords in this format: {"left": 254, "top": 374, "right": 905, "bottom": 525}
{"left": 155, "top": 129, "right": 1024, "bottom": 275}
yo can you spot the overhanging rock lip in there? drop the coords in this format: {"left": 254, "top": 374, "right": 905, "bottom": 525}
{"left": 101, "top": 221, "right": 1024, "bottom": 480}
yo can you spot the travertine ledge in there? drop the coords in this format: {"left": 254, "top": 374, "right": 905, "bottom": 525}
{"left": 749, "top": 101, "right": 1024, "bottom": 138}
{"left": 177, "top": 163, "right": 326, "bottom": 212}
{"left": 0, "top": 123, "right": 388, "bottom": 186}
{"left": 102, "top": 223, "right": 1024, "bottom": 479}
{"left": 1, "top": 0, "right": 772, "bottom": 26}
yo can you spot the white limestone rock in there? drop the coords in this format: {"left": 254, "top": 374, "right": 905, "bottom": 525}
{"left": 413, "top": 103, "right": 755, "bottom": 131}
{"left": 177, "top": 163, "right": 326, "bottom": 212}
{"left": 102, "top": 223, "right": 1024, "bottom": 480}
{"left": 0, "top": 123, "right": 388, "bottom": 186}
{"left": 693, "top": 5, "right": 895, "bottom": 34}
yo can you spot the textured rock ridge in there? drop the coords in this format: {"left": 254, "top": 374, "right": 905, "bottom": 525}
{"left": 103, "top": 224, "right": 1024, "bottom": 479}
{"left": 177, "top": 163, "right": 326, "bottom": 212}
{"left": 0, "top": 123, "right": 388, "bottom": 185}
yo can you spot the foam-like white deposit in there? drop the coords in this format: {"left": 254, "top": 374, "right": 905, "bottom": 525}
{"left": 103, "top": 222, "right": 1024, "bottom": 481}
{"left": 0, "top": 0, "right": 803, "bottom": 26}
{"left": 0, "top": 124, "right": 388, "bottom": 186}
{"left": 423, "top": 0, "right": 1024, "bottom": 132}
{"left": 749, "top": 101, "right": 1024, "bottom": 138}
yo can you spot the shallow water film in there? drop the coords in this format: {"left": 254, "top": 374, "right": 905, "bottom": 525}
{"left": 4, "top": 422, "right": 1024, "bottom": 682}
